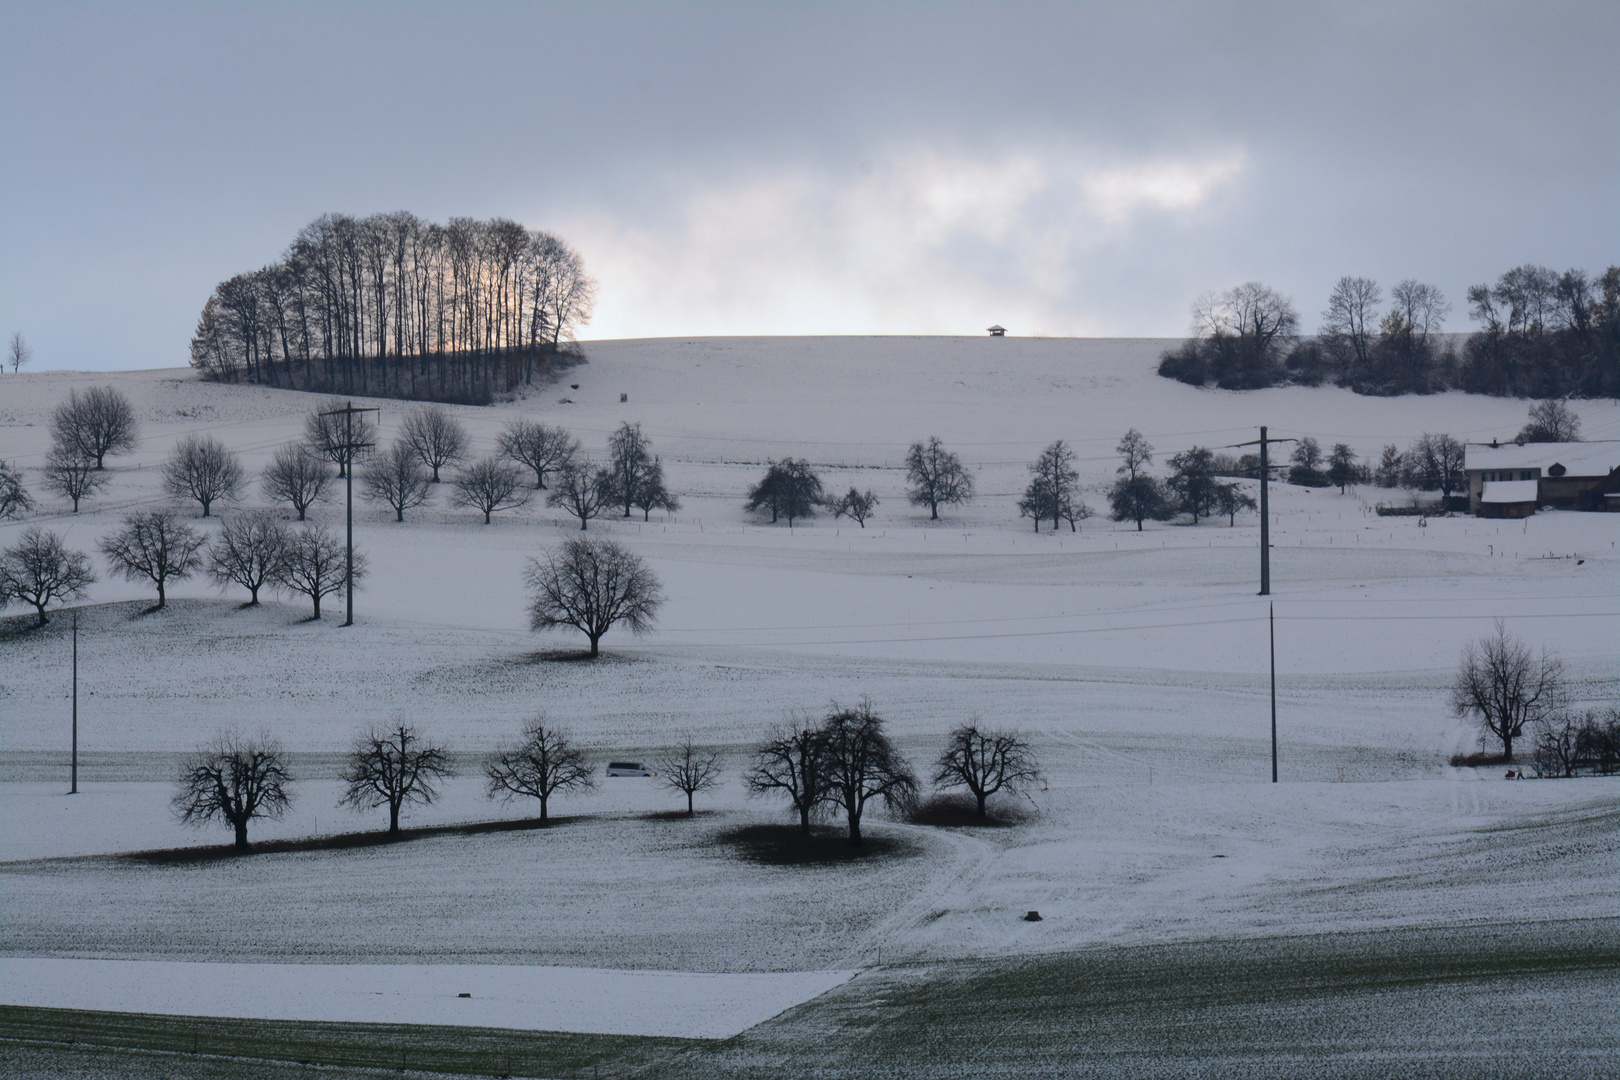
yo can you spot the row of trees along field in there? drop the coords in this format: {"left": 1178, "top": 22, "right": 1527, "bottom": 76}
{"left": 170, "top": 706, "right": 1042, "bottom": 852}
{"left": 1159, "top": 264, "right": 1620, "bottom": 398}
{"left": 188, "top": 214, "right": 597, "bottom": 404}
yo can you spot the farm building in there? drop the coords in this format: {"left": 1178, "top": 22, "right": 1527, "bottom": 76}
{"left": 1464, "top": 440, "right": 1620, "bottom": 515}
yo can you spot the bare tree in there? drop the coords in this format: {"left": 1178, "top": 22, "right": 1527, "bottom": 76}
{"left": 1451, "top": 622, "right": 1565, "bottom": 759}
{"left": 1517, "top": 400, "right": 1581, "bottom": 444}
{"left": 819, "top": 701, "right": 918, "bottom": 846}
{"left": 630, "top": 457, "right": 680, "bottom": 521}
{"left": 1115, "top": 429, "right": 1154, "bottom": 482}
{"left": 7, "top": 331, "right": 31, "bottom": 373}
{"left": 525, "top": 537, "right": 663, "bottom": 656}
{"left": 275, "top": 522, "right": 360, "bottom": 619}
{"left": 934, "top": 724, "right": 1043, "bottom": 818}
{"left": 1019, "top": 440, "right": 1080, "bottom": 532}
{"left": 1327, "top": 444, "right": 1359, "bottom": 493}
{"left": 606, "top": 422, "right": 652, "bottom": 517}
{"left": 451, "top": 457, "right": 529, "bottom": 524}
{"left": 1320, "top": 276, "right": 1382, "bottom": 369}
{"left": 1214, "top": 481, "right": 1257, "bottom": 525}
{"left": 484, "top": 719, "right": 595, "bottom": 821}
{"left": 829, "top": 486, "right": 879, "bottom": 527}
{"left": 340, "top": 723, "right": 453, "bottom": 834}
{"left": 261, "top": 443, "right": 332, "bottom": 520}
{"left": 745, "top": 721, "right": 829, "bottom": 837}
{"left": 163, "top": 434, "right": 243, "bottom": 517}
{"left": 1108, "top": 429, "right": 1172, "bottom": 531}
{"left": 0, "top": 527, "right": 96, "bottom": 626}
{"left": 305, "top": 409, "right": 374, "bottom": 478}
{"left": 172, "top": 730, "right": 293, "bottom": 851}
{"left": 1532, "top": 711, "right": 1584, "bottom": 778}
{"left": 546, "top": 456, "right": 610, "bottom": 530}
{"left": 50, "top": 386, "right": 139, "bottom": 468}
{"left": 1406, "top": 433, "right": 1467, "bottom": 499}
{"left": 363, "top": 440, "right": 432, "bottom": 522}
{"left": 0, "top": 460, "right": 33, "bottom": 519}
{"left": 1288, "top": 437, "right": 1326, "bottom": 486}
{"left": 905, "top": 437, "right": 974, "bottom": 520}
{"left": 746, "top": 459, "right": 823, "bottom": 526}
{"left": 498, "top": 419, "right": 576, "bottom": 489}
{"left": 655, "top": 737, "right": 723, "bottom": 816}
{"left": 99, "top": 510, "right": 205, "bottom": 610}
{"left": 1375, "top": 444, "right": 1404, "bottom": 488}
{"left": 207, "top": 510, "right": 290, "bottom": 605}
{"left": 42, "top": 448, "right": 108, "bottom": 512}
{"left": 1167, "top": 446, "right": 1219, "bottom": 524}
{"left": 400, "top": 405, "right": 468, "bottom": 482}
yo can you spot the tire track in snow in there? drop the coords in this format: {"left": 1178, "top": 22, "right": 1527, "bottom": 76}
{"left": 839, "top": 822, "right": 999, "bottom": 968}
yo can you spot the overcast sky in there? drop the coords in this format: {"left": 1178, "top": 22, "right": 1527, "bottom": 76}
{"left": 2, "top": 1, "right": 1615, "bottom": 371}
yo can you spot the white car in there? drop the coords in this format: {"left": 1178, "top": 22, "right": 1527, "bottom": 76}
{"left": 605, "top": 761, "right": 655, "bottom": 777}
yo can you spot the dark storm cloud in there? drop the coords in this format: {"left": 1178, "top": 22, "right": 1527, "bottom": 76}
{"left": 1, "top": 2, "right": 1614, "bottom": 367}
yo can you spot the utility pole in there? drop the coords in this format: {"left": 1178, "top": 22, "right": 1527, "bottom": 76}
{"left": 318, "top": 401, "right": 378, "bottom": 627}
{"left": 1226, "top": 426, "right": 1295, "bottom": 596}
{"left": 1270, "top": 602, "right": 1277, "bottom": 784}
{"left": 70, "top": 608, "right": 79, "bottom": 794}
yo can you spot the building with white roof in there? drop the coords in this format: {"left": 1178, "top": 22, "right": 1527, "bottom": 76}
{"left": 1463, "top": 440, "right": 1620, "bottom": 514}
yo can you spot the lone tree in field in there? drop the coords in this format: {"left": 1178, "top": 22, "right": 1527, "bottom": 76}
{"left": 934, "top": 724, "right": 1043, "bottom": 818}
{"left": 275, "top": 522, "right": 361, "bottom": 619}
{"left": 1167, "top": 446, "right": 1219, "bottom": 523}
{"left": 829, "top": 486, "right": 879, "bottom": 528}
{"left": 1532, "top": 711, "right": 1585, "bottom": 779}
{"left": 1108, "top": 429, "right": 1173, "bottom": 532}
{"left": 340, "top": 724, "right": 453, "bottom": 834}
{"left": 401, "top": 404, "right": 469, "bottom": 482}
{"left": 746, "top": 459, "right": 823, "bottom": 526}
{"left": 525, "top": 538, "right": 663, "bottom": 656}
{"left": 547, "top": 455, "right": 611, "bottom": 530}
{"left": 484, "top": 719, "right": 595, "bottom": 821}
{"left": 42, "top": 448, "right": 108, "bottom": 513}
{"left": 172, "top": 730, "right": 293, "bottom": 852}
{"left": 655, "top": 737, "right": 723, "bottom": 816}
{"left": 819, "top": 701, "right": 918, "bottom": 846}
{"left": 7, "top": 331, "right": 31, "bottom": 373}
{"left": 905, "top": 436, "right": 974, "bottom": 520}
{"left": 1019, "top": 440, "right": 1081, "bottom": 532}
{"left": 1517, "top": 399, "right": 1580, "bottom": 444}
{"left": 261, "top": 443, "right": 333, "bottom": 520}
{"left": 0, "top": 528, "right": 95, "bottom": 626}
{"left": 305, "top": 409, "right": 375, "bottom": 478}
{"left": 163, "top": 434, "right": 243, "bottom": 517}
{"left": 99, "top": 510, "right": 206, "bottom": 610}
{"left": 1451, "top": 621, "right": 1565, "bottom": 759}
{"left": 50, "top": 386, "right": 138, "bottom": 468}
{"left": 1327, "top": 443, "right": 1359, "bottom": 493}
{"left": 363, "top": 440, "right": 433, "bottom": 522}
{"left": 0, "top": 460, "right": 34, "bottom": 519}
{"left": 451, "top": 457, "right": 529, "bottom": 524}
{"left": 207, "top": 510, "right": 290, "bottom": 606}
{"left": 499, "top": 419, "right": 577, "bottom": 490}
{"left": 745, "top": 721, "right": 830, "bottom": 837}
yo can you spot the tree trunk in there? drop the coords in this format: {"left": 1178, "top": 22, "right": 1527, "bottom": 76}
{"left": 976, "top": 791, "right": 987, "bottom": 817}
{"left": 798, "top": 803, "right": 811, "bottom": 836}
{"left": 847, "top": 809, "right": 863, "bottom": 847}
{"left": 588, "top": 634, "right": 600, "bottom": 657}
{"left": 233, "top": 819, "right": 250, "bottom": 851}
{"left": 311, "top": 594, "right": 321, "bottom": 619}
{"left": 35, "top": 603, "right": 48, "bottom": 626}
{"left": 157, "top": 580, "right": 166, "bottom": 608}
{"left": 1502, "top": 732, "right": 1514, "bottom": 759}
{"left": 396, "top": 507, "right": 404, "bottom": 522}
{"left": 389, "top": 801, "right": 400, "bottom": 834}
{"left": 247, "top": 585, "right": 259, "bottom": 605}
{"left": 931, "top": 504, "right": 938, "bottom": 520}
{"left": 539, "top": 792, "right": 548, "bottom": 821}
{"left": 687, "top": 790, "right": 695, "bottom": 815}
{"left": 483, "top": 509, "right": 492, "bottom": 524}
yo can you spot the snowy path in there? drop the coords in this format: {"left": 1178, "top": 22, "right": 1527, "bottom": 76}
{"left": 0, "top": 957, "right": 856, "bottom": 1039}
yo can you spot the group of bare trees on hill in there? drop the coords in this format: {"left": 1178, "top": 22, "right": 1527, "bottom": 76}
{"left": 1160, "top": 264, "right": 1619, "bottom": 397}
{"left": 189, "top": 213, "right": 597, "bottom": 404}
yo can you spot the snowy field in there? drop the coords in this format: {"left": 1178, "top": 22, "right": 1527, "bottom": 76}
{"left": 1, "top": 337, "right": 1617, "bottom": 1067}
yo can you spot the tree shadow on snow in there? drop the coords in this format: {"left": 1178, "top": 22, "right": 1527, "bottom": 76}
{"left": 716, "top": 823, "right": 922, "bottom": 867}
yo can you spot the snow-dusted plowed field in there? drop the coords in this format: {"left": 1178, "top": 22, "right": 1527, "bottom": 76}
{"left": 2, "top": 337, "right": 1616, "bottom": 1070}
